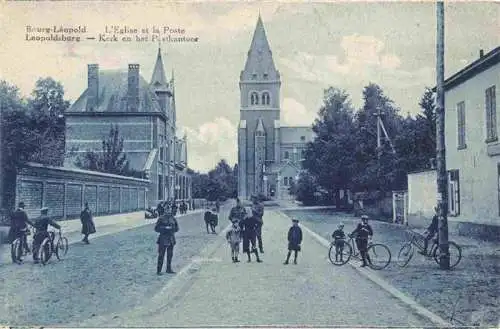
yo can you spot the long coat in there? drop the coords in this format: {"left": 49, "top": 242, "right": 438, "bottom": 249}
{"left": 155, "top": 214, "right": 179, "bottom": 247}
{"left": 288, "top": 226, "right": 303, "bottom": 251}
{"left": 80, "top": 208, "right": 96, "bottom": 235}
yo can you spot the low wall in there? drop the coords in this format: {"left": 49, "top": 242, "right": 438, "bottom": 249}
{"left": 14, "top": 163, "right": 150, "bottom": 221}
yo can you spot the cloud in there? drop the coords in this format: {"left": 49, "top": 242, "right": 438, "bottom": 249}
{"left": 182, "top": 117, "right": 237, "bottom": 172}
{"left": 282, "top": 98, "right": 316, "bottom": 126}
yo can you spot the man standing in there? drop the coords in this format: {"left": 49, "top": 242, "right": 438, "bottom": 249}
{"left": 155, "top": 207, "right": 179, "bottom": 275}
{"left": 349, "top": 215, "right": 373, "bottom": 267}
{"left": 80, "top": 202, "right": 96, "bottom": 244}
{"left": 251, "top": 195, "right": 265, "bottom": 253}
{"left": 228, "top": 198, "right": 247, "bottom": 225}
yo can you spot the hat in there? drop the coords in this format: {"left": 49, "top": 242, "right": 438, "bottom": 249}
{"left": 292, "top": 219, "right": 299, "bottom": 223}
{"left": 40, "top": 207, "right": 49, "bottom": 213}
{"left": 338, "top": 222, "right": 344, "bottom": 227}
{"left": 361, "top": 215, "right": 369, "bottom": 220}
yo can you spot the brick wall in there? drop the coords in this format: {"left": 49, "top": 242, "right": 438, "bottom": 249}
{"left": 16, "top": 163, "right": 150, "bottom": 221}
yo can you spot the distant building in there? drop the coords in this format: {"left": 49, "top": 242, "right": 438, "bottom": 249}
{"left": 238, "top": 15, "right": 313, "bottom": 200}
{"left": 443, "top": 46, "right": 499, "bottom": 226}
{"left": 65, "top": 48, "right": 191, "bottom": 207}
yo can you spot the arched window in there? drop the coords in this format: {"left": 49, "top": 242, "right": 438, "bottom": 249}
{"left": 250, "top": 92, "right": 259, "bottom": 105}
{"left": 262, "top": 92, "right": 270, "bottom": 105}
{"left": 284, "top": 151, "right": 289, "bottom": 159}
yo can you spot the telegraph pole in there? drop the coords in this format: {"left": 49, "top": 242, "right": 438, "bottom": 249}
{"left": 436, "top": 1, "right": 450, "bottom": 270}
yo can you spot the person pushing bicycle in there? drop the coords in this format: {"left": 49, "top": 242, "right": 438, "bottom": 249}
{"left": 9, "top": 202, "right": 35, "bottom": 260}
{"left": 349, "top": 215, "right": 373, "bottom": 267}
{"left": 32, "top": 207, "right": 61, "bottom": 264}
{"left": 419, "top": 205, "right": 439, "bottom": 255}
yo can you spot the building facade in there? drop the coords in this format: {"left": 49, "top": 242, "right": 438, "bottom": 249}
{"left": 65, "top": 49, "right": 191, "bottom": 207}
{"left": 444, "top": 46, "right": 499, "bottom": 226}
{"left": 238, "top": 16, "right": 313, "bottom": 200}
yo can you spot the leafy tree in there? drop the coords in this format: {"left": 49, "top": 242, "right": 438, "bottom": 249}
{"left": 27, "top": 78, "right": 69, "bottom": 166}
{"left": 190, "top": 159, "right": 238, "bottom": 201}
{"left": 75, "top": 125, "right": 142, "bottom": 178}
{"left": 292, "top": 171, "right": 318, "bottom": 206}
{"left": 303, "top": 87, "right": 357, "bottom": 204}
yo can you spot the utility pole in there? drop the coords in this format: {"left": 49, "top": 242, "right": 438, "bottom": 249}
{"left": 436, "top": 1, "right": 450, "bottom": 270}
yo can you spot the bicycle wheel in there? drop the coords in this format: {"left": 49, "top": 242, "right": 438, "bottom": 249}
{"left": 397, "top": 243, "right": 414, "bottom": 268}
{"left": 55, "top": 237, "right": 69, "bottom": 260}
{"left": 11, "top": 238, "right": 22, "bottom": 263}
{"left": 328, "top": 241, "right": 352, "bottom": 266}
{"left": 39, "top": 238, "right": 52, "bottom": 265}
{"left": 433, "top": 241, "right": 462, "bottom": 269}
{"left": 367, "top": 243, "right": 391, "bottom": 270}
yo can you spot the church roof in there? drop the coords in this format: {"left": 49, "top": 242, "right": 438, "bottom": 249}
{"left": 151, "top": 48, "right": 169, "bottom": 92}
{"left": 241, "top": 15, "right": 280, "bottom": 81}
{"left": 256, "top": 117, "right": 266, "bottom": 133}
{"left": 68, "top": 70, "right": 162, "bottom": 113}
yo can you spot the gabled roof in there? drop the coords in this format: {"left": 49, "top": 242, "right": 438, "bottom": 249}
{"left": 68, "top": 70, "right": 162, "bottom": 113}
{"left": 433, "top": 46, "right": 500, "bottom": 92}
{"left": 268, "top": 160, "right": 301, "bottom": 174}
{"left": 240, "top": 15, "right": 280, "bottom": 81}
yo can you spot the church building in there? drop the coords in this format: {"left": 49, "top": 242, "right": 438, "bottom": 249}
{"left": 238, "top": 16, "right": 314, "bottom": 200}
{"left": 64, "top": 48, "right": 191, "bottom": 207}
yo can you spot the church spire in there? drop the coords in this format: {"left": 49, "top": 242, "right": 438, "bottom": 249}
{"left": 150, "top": 47, "right": 168, "bottom": 90}
{"left": 240, "top": 15, "right": 279, "bottom": 81}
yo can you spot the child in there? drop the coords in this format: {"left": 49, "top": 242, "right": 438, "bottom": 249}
{"left": 226, "top": 221, "right": 242, "bottom": 263}
{"left": 331, "top": 223, "right": 346, "bottom": 262}
{"left": 349, "top": 215, "right": 373, "bottom": 267}
{"left": 284, "top": 219, "right": 303, "bottom": 265}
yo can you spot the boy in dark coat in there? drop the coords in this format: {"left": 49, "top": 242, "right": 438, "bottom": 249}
{"left": 80, "top": 202, "right": 96, "bottom": 244}
{"left": 155, "top": 207, "right": 179, "bottom": 275}
{"left": 284, "top": 219, "right": 303, "bottom": 265}
{"left": 240, "top": 212, "right": 262, "bottom": 263}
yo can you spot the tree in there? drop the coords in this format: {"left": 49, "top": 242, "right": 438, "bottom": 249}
{"left": 75, "top": 125, "right": 141, "bottom": 178}
{"left": 190, "top": 159, "right": 238, "bottom": 201}
{"left": 27, "top": 77, "right": 70, "bottom": 166}
{"left": 292, "top": 171, "right": 318, "bottom": 206}
{"left": 303, "top": 87, "right": 357, "bottom": 204}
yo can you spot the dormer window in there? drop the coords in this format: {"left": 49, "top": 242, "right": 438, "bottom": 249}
{"left": 263, "top": 73, "right": 268, "bottom": 79}
{"left": 252, "top": 73, "right": 257, "bottom": 80}
{"left": 250, "top": 92, "right": 259, "bottom": 105}
{"left": 262, "top": 92, "right": 270, "bottom": 105}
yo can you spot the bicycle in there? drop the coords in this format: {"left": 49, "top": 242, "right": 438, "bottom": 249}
{"left": 37, "top": 229, "right": 69, "bottom": 265}
{"left": 329, "top": 235, "right": 392, "bottom": 270}
{"left": 11, "top": 226, "right": 35, "bottom": 264}
{"left": 397, "top": 231, "right": 462, "bottom": 269}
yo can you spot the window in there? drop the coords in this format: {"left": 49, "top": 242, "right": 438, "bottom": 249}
{"left": 284, "top": 151, "right": 289, "bottom": 159}
{"left": 263, "top": 73, "right": 268, "bottom": 79}
{"left": 448, "top": 170, "right": 460, "bottom": 216}
{"left": 284, "top": 177, "right": 288, "bottom": 186}
{"left": 252, "top": 73, "right": 257, "bottom": 80}
{"left": 250, "top": 92, "right": 259, "bottom": 105}
{"left": 301, "top": 149, "right": 306, "bottom": 159}
{"left": 159, "top": 135, "right": 164, "bottom": 161}
{"left": 300, "top": 136, "right": 305, "bottom": 141}
{"left": 262, "top": 92, "right": 270, "bottom": 105}
{"left": 158, "top": 175, "right": 164, "bottom": 200}
{"left": 457, "top": 101, "right": 466, "bottom": 149}
{"left": 486, "top": 86, "right": 497, "bottom": 142}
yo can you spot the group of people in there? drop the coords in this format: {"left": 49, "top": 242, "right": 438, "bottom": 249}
{"left": 8, "top": 201, "right": 96, "bottom": 263}
{"left": 331, "top": 215, "right": 374, "bottom": 267}
{"left": 225, "top": 196, "right": 265, "bottom": 263}
{"left": 146, "top": 200, "right": 191, "bottom": 219}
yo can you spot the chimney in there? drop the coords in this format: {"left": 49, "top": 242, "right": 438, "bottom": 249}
{"left": 127, "top": 64, "right": 140, "bottom": 112}
{"left": 86, "top": 64, "right": 99, "bottom": 111}
{"left": 479, "top": 49, "right": 484, "bottom": 58}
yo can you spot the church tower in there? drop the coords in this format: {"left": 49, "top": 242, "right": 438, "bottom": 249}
{"left": 238, "top": 15, "right": 281, "bottom": 199}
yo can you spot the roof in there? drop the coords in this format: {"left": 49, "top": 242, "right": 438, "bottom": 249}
{"left": 433, "top": 46, "right": 500, "bottom": 92}
{"left": 68, "top": 70, "right": 162, "bottom": 113}
{"left": 240, "top": 15, "right": 280, "bottom": 81}
{"left": 151, "top": 48, "right": 169, "bottom": 92}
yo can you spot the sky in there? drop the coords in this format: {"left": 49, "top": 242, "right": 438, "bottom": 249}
{"left": 0, "top": 1, "right": 498, "bottom": 173}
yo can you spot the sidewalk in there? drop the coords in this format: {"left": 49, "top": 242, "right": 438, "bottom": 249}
{"left": 0, "top": 209, "right": 204, "bottom": 265}
{"left": 77, "top": 210, "right": 440, "bottom": 327}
